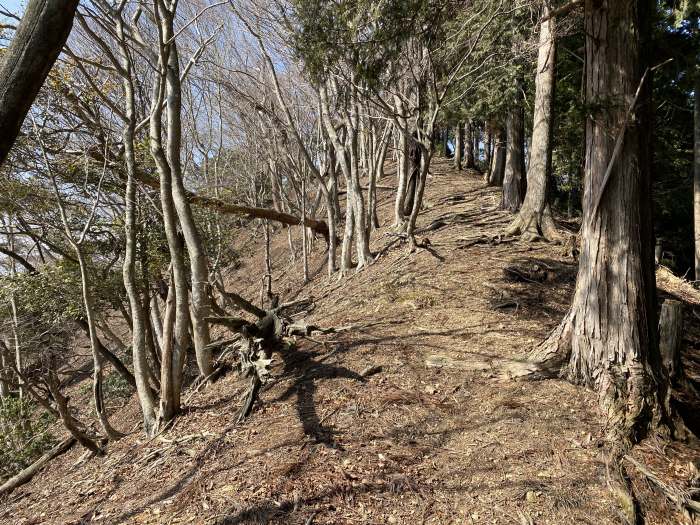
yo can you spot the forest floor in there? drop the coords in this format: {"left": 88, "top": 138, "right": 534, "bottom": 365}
{"left": 1, "top": 158, "right": 699, "bottom": 525}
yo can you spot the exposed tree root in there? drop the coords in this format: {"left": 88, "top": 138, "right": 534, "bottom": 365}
{"left": 606, "top": 453, "right": 639, "bottom": 525}
{"left": 505, "top": 205, "right": 561, "bottom": 243}
{"left": 624, "top": 455, "right": 700, "bottom": 520}
{"left": 209, "top": 295, "right": 342, "bottom": 423}
{"left": 499, "top": 309, "right": 573, "bottom": 381}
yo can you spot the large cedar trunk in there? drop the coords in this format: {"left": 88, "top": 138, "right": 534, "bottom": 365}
{"left": 526, "top": 0, "right": 662, "bottom": 445}
{"left": 465, "top": 120, "right": 475, "bottom": 169}
{"left": 694, "top": 55, "right": 700, "bottom": 279}
{"left": 454, "top": 123, "right": 463, "bottom": 170}
{"left": 506, "top": 5, "right": 558, "bottom": 241}
{"left": 0, "top": 0, "right": 78, "bottom": 166}
{"left": 501, "top": 88, "right": 526, "bottom": 211}
{"left": 488, "top": 126, "right": 506, "bottom": 186}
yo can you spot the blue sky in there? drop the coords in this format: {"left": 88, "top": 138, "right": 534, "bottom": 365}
{"left": 0, "top": 0, "right": 24, "bottom": 16}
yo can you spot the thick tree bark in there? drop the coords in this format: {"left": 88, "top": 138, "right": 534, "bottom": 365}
{"left": 506, "top": 5, "right": 559, "bottom": 241}
{"left": 520, "top": 0, "right": 662, "bottom": 446}
{"left": 488, "top": 126, "right": 506, "bottom": 186}
{"left": 0, "top": 0, "right": 78, "bottom": 166}
{"left": 465, "top": 120, "right": 475, "bottom": 169}
{"left": 694, "top": 57, "right": 700, "bottom": 279}
{"left": 454, "top": 122, "right": 463, "bottom": 170}
{"left": 501, "top": 87, "right": 526, "bottom": 212}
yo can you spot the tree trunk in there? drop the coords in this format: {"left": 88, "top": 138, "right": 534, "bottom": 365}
{"left": 465, "top": 120, "right": 475, "bottom": 169}
{"left": 0, "top": 343, "right": 10, "bottom": 397}
{"left": 403, "top": 137, "right": 421, "bottom": 216}
{"left": 506, "top": 5, "right": 559, "bottom": 241}
{"left": 75, "top": 250, "right": 124, "bottom": 441}
{"left": 164, "top": 31, "right": 213, "bottom": 378}
{"left": 150, "top": 13, "right": 189, "bottom": 423}
{"left": 501, "top": 87, "right": 526, "bottom": 212}
{"left": 394, "top": 109, "right": 409, "bottom": 227}
{"left": 523, "top": 0, "right": 662, "bottom": 446}
{"left": 483, "top": 122, "right": 492, "bottom": 177}
{"left": 406, "top": 147, "right": 432, "bottom": 248}
{"left": 694, "top": 55, "right": 700, "bottom": 279}
{"left": 0, "top": 0, "right": 78, "bottom": 166}
{"left": 117, "top": 15, "right": 157, "bottom": 436}
{"left": 454, "top": 122, "right": 463, "bottom": 170}
{"left": 488, "top": 126, "right": 506, "bottom": 186}
{"left": 301, "top": 178, "right": 309, "bottom": 283}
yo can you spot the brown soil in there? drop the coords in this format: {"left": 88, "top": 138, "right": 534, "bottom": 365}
{"left": 1, "top": 158, "right": 698, "bottom": 525}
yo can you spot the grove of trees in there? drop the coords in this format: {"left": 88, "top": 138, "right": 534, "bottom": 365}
{"left": 0, "top": 0, "right": 698, "bottom": 518}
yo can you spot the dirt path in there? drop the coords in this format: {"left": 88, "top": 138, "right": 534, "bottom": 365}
{"left": 0, "top": 159, "right": 681, "bottom": 524}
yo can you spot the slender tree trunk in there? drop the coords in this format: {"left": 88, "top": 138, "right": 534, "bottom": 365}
{"left": 521, "top": 0, "right": 663, "bottom": 446}
{"left": 164, "top": 30, "right": 213, "bottom": 378}
{"left": 301, "top": 178, "right": 309, "bottom": 283}
{"left": 394, "top": 113, "right": 409, "bottom": 227}
{"left": 506, "top": 5, "right": 559, "bottom": 241}
{"left": 76, "top": 250, "right": 123, "bottom": 441}
{"left": 368, "top": 127, "right": 389, "bottom": 231}
{"left": 150, "top": 10, "right": 189, "bottom": 422}
{"left": 0, "top": 344, "right": 9, "bottom": 397}
{"left": 340, "top": 195, "right": 354, "bottom": 274}
{"left": 118, "top": 15, "right": 157, "bottom": 435}
{"left": 0, "top": 0, "right": 78, "bottom": 166}
{"left": 488, "top": 126, "right": 506, "bottom": 186}
{"left": 473, "top": 121, "right": 481, "bottom": 163}
{"left": 7, "top": 223, "right": 23, "bottom": 399}
{"left": 405, "top": 146, "right": 432, "bottom": 247}
{"left": 501, "top": 87, "right": 526, "bottom": 211}
{"left": 349, "top": 98, "right": 372, "bottom": 269}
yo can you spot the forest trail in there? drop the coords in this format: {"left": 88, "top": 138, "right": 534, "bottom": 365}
{"left": 2, "top": 159, "right": 695, "bottom": 524}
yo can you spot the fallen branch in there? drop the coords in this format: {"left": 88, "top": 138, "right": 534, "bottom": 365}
{"left": 132, "top": 168, "right": 329, "bottom": 242}
{"left": 656, "top": 266, "right": 700, "bottom": 306}
{"left": 0, "top": 437, "right": 76, "bottom": 496}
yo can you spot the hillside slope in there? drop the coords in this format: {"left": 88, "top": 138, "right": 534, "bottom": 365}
{"left": 1, "top": 159, "right": 697, "bottom": 525}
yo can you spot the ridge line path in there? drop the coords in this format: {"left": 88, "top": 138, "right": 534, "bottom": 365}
{"left": 3, "top": 159, "right": 619, "bottom": 524}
